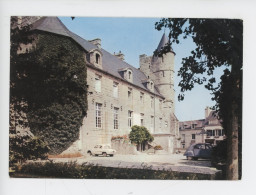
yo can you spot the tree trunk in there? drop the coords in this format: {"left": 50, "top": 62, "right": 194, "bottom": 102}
{"left": 226, "top": 74, "right": 242, "bottom": 180}
{"left": 226, "top": 102, "right": 239, "bottom": 180}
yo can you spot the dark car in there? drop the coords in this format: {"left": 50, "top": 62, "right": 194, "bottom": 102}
{"left": 184, "top": 143, "right": 213, "bottom": 160}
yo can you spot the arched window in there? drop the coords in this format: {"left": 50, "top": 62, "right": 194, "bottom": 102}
{"left": 96, "top": 53, "right": 100, "bottom": 64}
{"left": 128, "top": 71, "right": 131, "bottom": 79}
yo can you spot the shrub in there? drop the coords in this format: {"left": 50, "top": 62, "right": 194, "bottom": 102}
{"left": 154, "top": 145, "right": 163, "bottom": 150}
{"left": 9, "top": 135, "right": 49, "bottom": 167}
{"left": 12, "top": 161, "right": 220, "bottom": 179}
{"left": 129, "top": 125, "right": 154, "bottom": 145}
{"left": 211, "top": 139, "right": 227, "bottom": 166}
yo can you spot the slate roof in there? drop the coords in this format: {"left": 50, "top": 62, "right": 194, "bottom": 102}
{"left": 31, "top": 17, "right": 163, "bottom": 97}
{"left": 179, "top": 111, "right": 222, "bottom": 130}
{"left": 179, "top": 119, "right": 205, "bottom": 130}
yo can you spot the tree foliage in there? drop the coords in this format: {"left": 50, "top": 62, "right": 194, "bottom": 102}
{"left": 10, "top": 17, "right": 88, "bottom": 154}
{"left": 129, "top": 125, "right": 154, "bottom": 145}
{"left": 155, "top": 18, "right": 242, "bottom": 179}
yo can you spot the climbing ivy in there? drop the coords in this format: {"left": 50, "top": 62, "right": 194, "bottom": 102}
{"left": 11, "top": 29, "right": 88, "bottom": 154}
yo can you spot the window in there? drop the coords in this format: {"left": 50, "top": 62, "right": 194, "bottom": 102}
{"left": 140, "top": 113, "right": 144, "bottom": 126}
{"left": 212, "top": 130, "right": 215, "bottom": 136}
{"left": 113, "top": 82, "right": 118, "bottom": 98}
{"left": 192, "top": 124, "right": 196, "bottom": 129}
{"left": 128, "top": 110, "right": 133, "bottom": 127}
{"left": 217, "top": 129, "right": 223, "bottom": 136}
{"left": 140, "top": 92, "right": 144, "bottom": 103}
{"left": 192, "top": 134, "right": 195, "bottom": 140}
{"left": 182, "top": 134, "right": 185, "bottom": 142}
{"left": 128, "top": 71, "right": 131, "bottom": 79}
{"left": 96, "top": 103, "right": 102, "bottom": 128}
{"left": 150, "top": 116, "right": 154, "bottom": 130}
{"left": 151, "top": 82, "right": 153, "bottom": 89}
{"left": 165, "top": 121, "right": 168, "bottom": 128}
{"left": 114, "top": 107, "right": 119, "bottom": 129}
{"left": 207, "top": 130, "right": 212, "bottom": 136}
{"left": 162, "top": 71, "right": 165, "bottom": 77}
{"left": 103, "top": 145, "right": 110, "bottom": 149}
{"left": 151, "top": 96, "right": 154, "bottom": 108}
{"left": 128, "top": 88, "right": 132, "bottom": 100}
{"left": 96, "top": 53, "right": 100, "bottom": 64}
{"left": 95, "top": 75, "right": 101, "bottom": 92}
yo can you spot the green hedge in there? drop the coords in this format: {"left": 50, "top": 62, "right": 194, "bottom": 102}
{"left": 11, "top": 161, "right": 222, "bottom": 180}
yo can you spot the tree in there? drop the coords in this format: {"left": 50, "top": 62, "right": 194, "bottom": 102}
{"left": 155, "top": 18, "right": 242, "bottom": 180}
{"left": 129, "top": 125, "right": 154, "bottom": 151}
{"left": 10, "top": 17, "right": 88, "bottom": 154}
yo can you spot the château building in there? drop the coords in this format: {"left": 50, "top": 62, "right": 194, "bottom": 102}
{"left": 13, "top": 16, "right": 180, "bottom": 154}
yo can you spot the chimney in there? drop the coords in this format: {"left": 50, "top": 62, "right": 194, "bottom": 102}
{"left": 89, "top": 38, "right": 101, "bottom": 49}
{"left": 205, "top": 106, "right": 212, "bottom": 118}
{"left": 114, "top": 51, "right": 125, "bottom": 61}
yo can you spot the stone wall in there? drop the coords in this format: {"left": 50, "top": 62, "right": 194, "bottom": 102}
{"left": 111, "top": 140, "right": 139, "bottom": 155}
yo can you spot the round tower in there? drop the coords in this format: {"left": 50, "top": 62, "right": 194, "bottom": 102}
{"left": 152, "top": 33, "right": 175, "bottom": 113}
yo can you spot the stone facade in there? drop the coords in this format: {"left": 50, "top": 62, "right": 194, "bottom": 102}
{"left": 79, "top": 64, "right": 179, "bottom": 154}
{"left": 76, "top": 33, "right": 180, "bottom": 154}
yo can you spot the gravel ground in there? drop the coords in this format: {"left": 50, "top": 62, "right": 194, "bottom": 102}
{"left": 50, "top": 153, "right": 220, "bottom": 175}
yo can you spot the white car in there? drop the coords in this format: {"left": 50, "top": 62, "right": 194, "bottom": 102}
{"left": 87, "top": 144, "right": 116, "bottom": 157}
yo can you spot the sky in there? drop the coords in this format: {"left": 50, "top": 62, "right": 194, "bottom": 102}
{"left": 59, "top": 17, "right": 224, "bottom": 121}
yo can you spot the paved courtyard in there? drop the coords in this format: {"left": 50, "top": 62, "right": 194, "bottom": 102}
{"left": 50, "top": 153, "right": 220, "bottom": 175}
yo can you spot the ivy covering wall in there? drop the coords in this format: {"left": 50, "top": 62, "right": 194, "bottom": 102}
{"left": 11, "top": 30, "right": 88, "bottom": 154}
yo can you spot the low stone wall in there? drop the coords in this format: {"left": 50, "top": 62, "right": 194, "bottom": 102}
{"left": 111, "top": 140, "right": 139, "bottom": 155}
{"left": 60, "top": 139, "right": 82, "bottom": 155}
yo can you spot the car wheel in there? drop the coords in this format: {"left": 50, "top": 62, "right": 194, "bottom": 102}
{"left": 87, "top": 151, "right": 92, "bottom": 156}
{"left": 102, "top": 152, "right": 107, "bottom": 157}
{"left": 95, "top": 154, "right": 98, "bottom": 156}
{"left": 109, "top": 154, "right": 114, "bottom": 157}
{"left": 193, "top": 157, "right": 198, "bottom": 160}
{"left": 187, "top": 156, "right": 192, "bottom": 160}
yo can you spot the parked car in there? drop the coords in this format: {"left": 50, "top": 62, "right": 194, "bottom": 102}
{"left": 184, "top": 143, "right": 213, "bottom": 160}
{"left": 87, "top": 144, "right": 116, "bottom": 157}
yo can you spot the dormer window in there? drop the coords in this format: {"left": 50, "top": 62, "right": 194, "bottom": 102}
{"left": 88, "top": 50, "right": 103, "bottom": 68}
{"left": 192, "top": 124, "right": 196, "bottom": 129}
{"left": 143, "top": 79, "right": 154, "bottom": 92}
{"left": 118, "top": 68, "right": 133, "bottom": 83}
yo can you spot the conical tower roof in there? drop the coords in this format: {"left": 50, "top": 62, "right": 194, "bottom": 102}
{"left": 157, "top": 33, "right": 169, "bottom": 51}
{"left": 31, "top": 17, "right": 98, "bottom": 52}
